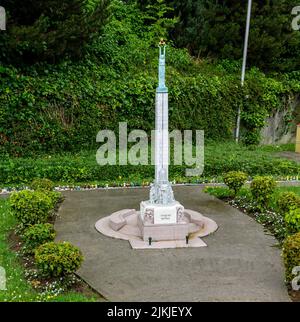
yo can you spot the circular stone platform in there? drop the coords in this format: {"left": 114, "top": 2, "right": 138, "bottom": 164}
{"left": 95, "top": 209, "right": 218, "bottom": 249}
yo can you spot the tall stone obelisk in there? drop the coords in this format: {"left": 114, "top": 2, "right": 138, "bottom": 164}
{"left": 151, "top": 40, "right": 175, "bottom": 205}
{"left": 139, "top": 41, "right": 185, "bottom": 242}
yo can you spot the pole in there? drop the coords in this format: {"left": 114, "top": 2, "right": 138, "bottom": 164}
{"left": 236, "top": 0, "right": 252, "bottom": 143}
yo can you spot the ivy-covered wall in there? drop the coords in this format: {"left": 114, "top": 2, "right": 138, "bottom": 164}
{"left": 1, "top": 60, "right": 300, "bottom": 156}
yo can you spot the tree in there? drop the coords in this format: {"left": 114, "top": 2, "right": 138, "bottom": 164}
{"left": 0, "top": 0, "right": 111, "bottom": 65}
{"left": 149, "top": 0, "right": 300, "bottom": 72}
{"left": 136, "top": 0, "right": 177, "bottom": 42}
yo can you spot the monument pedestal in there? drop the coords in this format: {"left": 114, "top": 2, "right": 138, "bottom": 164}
{"left": 139, "top": 201, "right": 187, "bottom": 242}
{"left": 95, "top": 42, "right": 218, "bottom": 249}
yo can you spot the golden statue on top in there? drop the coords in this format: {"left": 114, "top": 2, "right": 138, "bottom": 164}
{"left": 159, "top": 38, "right": 166, "bottom": 46}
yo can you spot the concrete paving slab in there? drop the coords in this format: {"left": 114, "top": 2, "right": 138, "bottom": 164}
{"left": 55, "top": 186, "right": 290, "bottom": 302}
{"left": 130, "top": 238, "right": 207, "bottom": 249}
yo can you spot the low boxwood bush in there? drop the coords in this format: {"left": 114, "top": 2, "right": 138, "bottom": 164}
{"left": 35, "top": 242, "right": 83, "bottom": 277}
{"left": 10, "top": 190, "right": 53, "bottom": 226}
{"left": 282, "top": 232, "right": 300, "bottom": 283}
{"left": 277, "top": 191, "right": 300, "bottom": 214}
{"left": 43, "top": 191, "right": 62, "bottom": 208}
{"left": 30, "top": 178, "right": 55, "bottom": 192}
{"left": 223, "top": 171, "right": 248, "bottom": 196}
{"left": 23, "top": 224, "right": 56, "bottom": 254}
{"left": 250, "top": 176, "right": 277, "bottom": 211}
{"left": 26, "top": 177, "right": 60, "bottom": 209}
{"left": 285, "top": 208, "right": 300, "bottom": 234}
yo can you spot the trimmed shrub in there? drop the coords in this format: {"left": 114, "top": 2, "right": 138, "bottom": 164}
{"left": 285, "top": 208, "right": 300, "bottom": 235}
{"left": 223, "top": 171, "right": 248, "bottom": 196}
{"left": 282, "top": 232, "right": 300, "bottom": 283}
{"left": 250, "top": 176, "right": 277, "bottom": 211}
{"left": 10, "top": 190, "right": 53, "bottom": 226}
{"left": 23, "top": 224, "right": 56, "bottom": 254}
{"left": 277, "top": 192, "right": 300, "bottom": 215}
{"left": 35, "top": 242, "right": 83, "bottom": 277}
{"left": 30, "top": 178, "right": 55, "bottom": 192}
{"left": 44, "top": 191, "right": 62, "bottom": 208}
{"left": 30, "top": 179, "right": 61, "bottom": 207}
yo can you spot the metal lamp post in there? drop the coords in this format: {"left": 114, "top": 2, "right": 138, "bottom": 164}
{"left": 235, "top": 0, "right": 252, "bottom": 143}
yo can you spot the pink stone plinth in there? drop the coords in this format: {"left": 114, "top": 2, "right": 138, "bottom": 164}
{"left": 95, "top": 209, "right": 218, "bottom": 250}
{"left": 137, "top": 214, "right": 189, "bottom": 242}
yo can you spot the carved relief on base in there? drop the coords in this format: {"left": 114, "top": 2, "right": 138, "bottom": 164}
{"left": 177, "top": 206, "right": 185, "bottom": 223}
{"left": 144, "top": 208, "right": 154, "bottom": 224}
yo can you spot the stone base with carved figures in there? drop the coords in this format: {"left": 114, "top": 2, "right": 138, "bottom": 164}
{"left": 139, "top": 200, "right": 187, "bottom": 241}
{"left": 95, "top": 206, "right": 218, "bottom": 249}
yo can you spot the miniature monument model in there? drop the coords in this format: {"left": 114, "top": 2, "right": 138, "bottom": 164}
{"left": 95, "top": 41, "right": 218, "bottom": 249}
{"left": 139, "top": 40, "right": 186, "bottom": 242}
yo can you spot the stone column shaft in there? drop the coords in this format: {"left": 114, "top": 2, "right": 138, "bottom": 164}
{"left": 155, "top": 92, "right": 169, "bottom": 184}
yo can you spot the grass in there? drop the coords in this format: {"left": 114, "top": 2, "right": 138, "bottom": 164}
{"left": 0, "top": 198, "right": 97, "bottom": 302}
{"left": 0, "top": 142, "right": 298, "bottom": 187}
{"left": 274, "top": 186, "right": 300, "bottom": 195}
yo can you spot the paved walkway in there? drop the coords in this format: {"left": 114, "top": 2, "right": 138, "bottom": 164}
{"left": 55, "top": 186, "right": 290, "bottom": 302}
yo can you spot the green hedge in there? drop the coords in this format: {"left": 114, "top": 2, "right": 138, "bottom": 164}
{"left": 1, "top": 0, "right": 300, "bottom": 156}
{"left": 1, "top": 62, "right": 299, "bottom": 156}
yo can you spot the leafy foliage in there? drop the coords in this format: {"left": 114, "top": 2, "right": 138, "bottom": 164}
{"left": 30, "top": 178, "right": 55, "bottom": 192}
{"left": 30, "top": 178, "right": 62, "bottom": 206}
{"left": 1, "top": 2, "right": 300, "bottom": 155}
{"left": 285, "top": 208, "right": 300, "bottom": 234}
{"left": 223, "top": 171, "right": 248, "bottom": 196}
{"left": 45, "top": 191, "right": 62, "bottom": 208}
{"left": 22, "top": 223, "right": 56, "bottom": 254}
{"left": 1, "top": 59, "right": 299, "bottom": 156}
{"left": 137, "top": 0, "right": 178, "bottom": 41}
{"left": 169, "top": 0, "right": 300, "bottom": 72}
{"left": 35, "top": 242, "right": 83, "bottom": 277}
{"left": 250, "top": 176, "right": 277, "bottom": 211}
{"left": 206, "top": 185, "right": 296, "bottom": 242}
{"left": 0, "top": 0, "right": 111, "bottom": 64}
{"left": 277, "top": 191, "right": 300, "bottom": 215}
{"left": 0, "top": 197, "right": 94, "bottom": 301}
{"left": 10, "top": 190, "right": 53, "bottom": 226}
{"left": 282, "top": 232, "right": 300, "bottom": 282}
